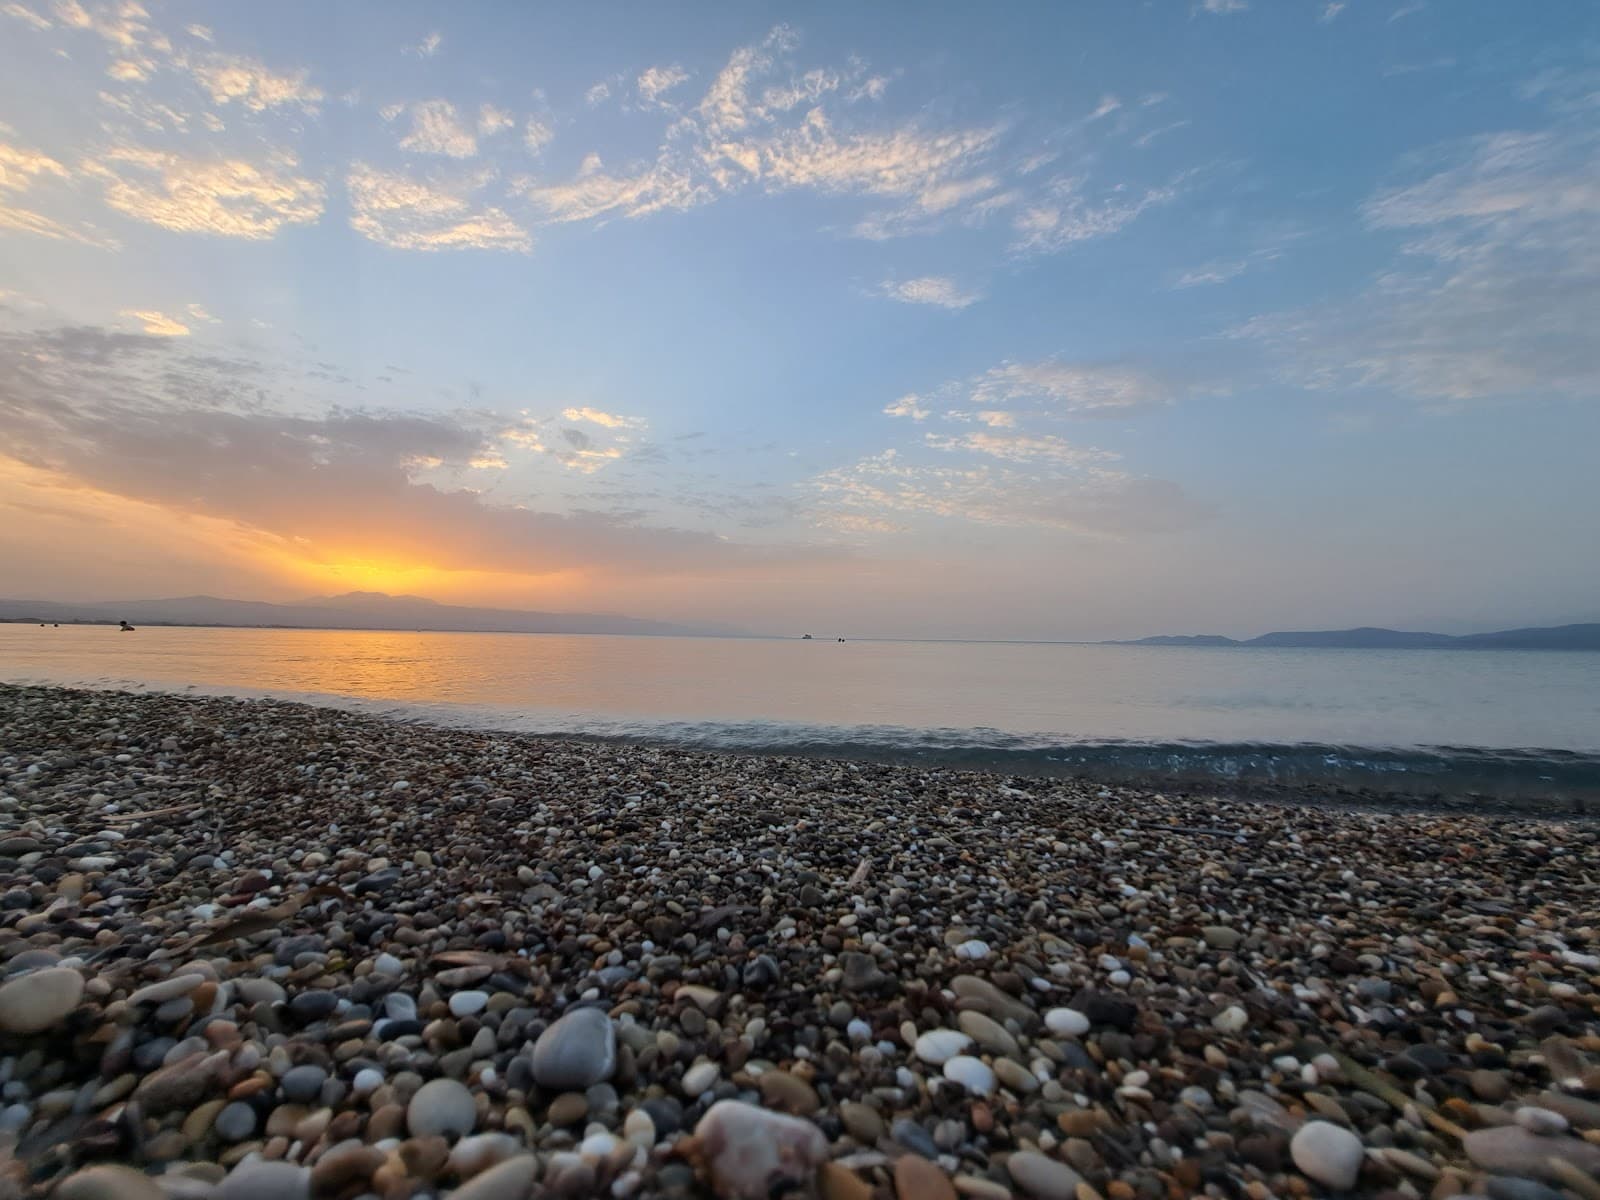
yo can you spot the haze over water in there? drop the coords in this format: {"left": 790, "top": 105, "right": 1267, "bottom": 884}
{"left": 5, "top": 625, "right": 1598, "bottom": 801}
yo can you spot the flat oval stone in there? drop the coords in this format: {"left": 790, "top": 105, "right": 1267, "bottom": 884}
{"left": 220, "top": 1160, "right": 311, "bottom": 1200}
{"left": 55, "top": 1165, "right": 164, "bottom": 1200}
{"left": 957, "top": 1011, "right": 1019, "bottom": 1057}
{"left": 1007, "top": 1150, "right": 1084, "bottom": 1200}
{"left": 914, "top": 1029, "right": 972, "bottom": 1065}
{"left": 895, "top": 1154, "right": 957, "bottom": 1200}
{"left": 530, "top": 1007, "right": 616, "bottom": 1090}
{"left": 1291, "top": 1121, "right": 1365, "bottom": 1192}
{"left": 279, "top": 1064, "right": 327, "bottom": 1105}
{"left": 407, "top": 1077, "right": 477, "bottom": 1139}
{"left": 1043, "top": 1008, "right": 1089, "bottom": 1038}
{"left": 449, "top": 1155, "right": 539, "bottom": 1200}
{"left": 0, "top": 967, "right": 83, "bottom": 1034}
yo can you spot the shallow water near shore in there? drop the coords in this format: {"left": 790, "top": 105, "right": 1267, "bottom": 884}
{"left": 3, "top": 624, "right": 1599, "bottom": 802}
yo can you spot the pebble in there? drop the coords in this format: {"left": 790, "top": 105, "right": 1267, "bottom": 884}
{"left": 0, "top": 685, "right": 1595, "bottom": 1200}
{"left": 55, "top": 1166, "right": 165, "bottom": 1200}
{"left": 219, "top": 1160, "right": 311, "bottom": 1200}
{"left": 407, "top": 1077, "right": 477, "bottom": 1138}
{"left": 1007, "top": 1150, "right": 1084, "bottom": 1199}
{"left": 681, "top": 1060, "right": 721, "bottom": 1095}
{"left": 942, "top": 1055, "right": 997, "bottom": 1096}
{"left": 915, "top": 1029, "right": 973, "bottom": 1065}
{"left": 1291, "top": 1120, "right": 1365, "bottom": 1191}
{"left": 279, "top": 1063, "right": 327, "bottom": 1104}
{"left": 691, "top": 1100, "right": 828, "bottom": 1200}
{"left": 896, "top": 1154, "right": 958, "bottom": 1200}
{"left": 531, "top": 1006, "right": 617, "bottom": 1089}
{"left": 1043, "top": 1007, "right": 1089, "bottom": 1038}
{"left": 214, "top": 1100, "right": 257, "bottom": 1141}
{"left": 0, "top": 966, "right": 83, "bottom": 1034}
{"left": 449, "top": 1155, "right": 540, "bottom": 1200}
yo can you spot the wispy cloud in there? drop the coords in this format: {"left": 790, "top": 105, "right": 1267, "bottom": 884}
{"left": 1236, "top": 127, "right": 1600, "bottom": 404}
{"left": 121, "top": 308, "right": 189, "bottom": 336}
{"left": 970, "top": 360, "right": 1180, "bottom": 413}
{"left": 1200, "top": 0, "right": 1248, "bottom": 12}
{"left": 879, "top": 276, "right": 982, "bottom": 309}
{"left": 397, "top": 99, "right": 478, "bottom": 158}
{"left": 883, "top": 394, "right": 930, "bottom": 420}
{"left": 813, "top": 448, "right": 1203, "bottom": 537}
{"left": 406, "top": 31, "right": 441, "bottom": 58}
{"left": 524, "top": 118, "right": 555, "bottom": 155}
{"left": 562, "top": 406, "right": 646, "bottom": 430}
{"left": 189, "top": 53, "right": 323, "bottom": 113}
{"left": 346, "top": 163, "right": 530, "bottom": 252}
{"left": 637, "top": 64, "right": 690, "bottom": 106}
{"left": 82, "top": 148, "right": 325, "bottom": 239}
{"left": 477, "top": 104, "right": 514, "bottom": 137}
{"left": 1, "top": 3, "right": 52, "bottom": 31}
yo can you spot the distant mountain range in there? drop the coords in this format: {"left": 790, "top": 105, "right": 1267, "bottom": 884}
{"left": 0, "top": 592, "right": 739, "bottom": 638}
{"left": 1113, "top": 624, "right": 1600, "bottom": 650}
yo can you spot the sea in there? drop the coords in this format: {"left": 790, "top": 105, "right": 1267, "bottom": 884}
{"left": 3, "top": 624, "right": 1599, "bottom": 807}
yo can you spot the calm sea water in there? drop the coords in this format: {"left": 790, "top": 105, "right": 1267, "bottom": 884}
{"left": 3, "top": 624, "right": 1599, "bottom": 802}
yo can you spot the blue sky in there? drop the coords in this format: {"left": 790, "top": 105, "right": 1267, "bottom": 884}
{"left": 1, "top": 0, "right": 1596, "bottom": 638}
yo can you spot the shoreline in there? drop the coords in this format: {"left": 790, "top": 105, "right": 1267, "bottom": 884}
{"left": 0, "top": 682, "right": 1597, "bottom": 1198}
{"left": 4, "top": 679, "right": 1595, "bottom": 819}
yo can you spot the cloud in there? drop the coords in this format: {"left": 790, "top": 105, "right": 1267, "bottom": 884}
{"left": 524, "top": 118, "right": 555, "bottom": 154}
{"left": 515, "top": 28, "right": 1006, "bottom": 240}
{"left": 478, "top": 104, "right": 514, "bottom": 137}
{"left": 1010, "top": 176, "right": 1178, "bottom": 255}
{"left": 970, "top": 360, "right": 1178, "bottom": 413}
{"left": 879, "top": 276, "right": 981, "bottom": 309}
{"left": 398, "top": 99, "right": 478, "bottom": 158}
{"left": 585, "top": 81, "right": 612, "bottom": 107}
{"left": 0, "top": 141, "right": 68, "bottom": 192}
{"left": 759, "top": 111, "right": 1001, "bottom": 202}
{"left": 637, "top": 64, "right": 689, "bottom": 105}
{"left": 1320, "top": 2, "right": 1346, "bottom": 21}
{"left": 1172, "top": 259, "right": 1249, "bottom": 288}
{"left": 1201, "top": 0, "right": 1247, "bottom": 11}
{"left": 883, "top": 394, "right": 929, "bottom": 420}
{"left": 516, "top": 154, "right": 705, "bottom": 224}
{"left": 562, "top": 406, "right": 645, "bottom": 430}
{"left": 1088, "top": 95, "right": 1121, "bottom": 121}
{"left": 346, "top": 163, "right": 530, "bottom": 252}
{"left": 1238, "top": 127, "right": 1600, "bottom": 404}
{"left": 189, "top": 54, "right": 323, "bottom": 113}
{"left": 82, "top": 147, "right": 325, "bottom": 239}
{"left": 813, "top": 448, "right": 1203, "bottom": 537}
{"left": 121, "top": 309, "right": 189, "bottom": 336}
{"left": 924, "top": 430, "right": 1116, "bottom": 466}
{"left": 0, "top": 322, "right": 828, "bottom": 577}
{"left": 406, "top": 31, "right": 441, "bottom": 58}
{"left": 2, "top": 2, "right": 52, "bottom": 31}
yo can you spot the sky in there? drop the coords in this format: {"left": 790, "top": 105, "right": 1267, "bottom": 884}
{"left": 0, "top": 1, "right": 1597, "bottom": 640}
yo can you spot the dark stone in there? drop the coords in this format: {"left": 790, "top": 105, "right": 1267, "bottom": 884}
{"left": 288, "top": 990, "right": 340, "bottom": 1023}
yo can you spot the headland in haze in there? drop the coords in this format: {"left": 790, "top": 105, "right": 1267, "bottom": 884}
{"left": 1112, "top": 623, "right": 1600, "bottom": 651}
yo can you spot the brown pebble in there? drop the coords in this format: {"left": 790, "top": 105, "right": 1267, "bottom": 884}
{"left": 896, "top": 1154, "right": 957, "bottom": 1200}
{"left": 819, "top": 1161, "right": 875, "bottom": 1200}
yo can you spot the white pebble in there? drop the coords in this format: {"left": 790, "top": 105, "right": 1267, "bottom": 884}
{"left": 914, "top": 1030, "right": 973, "bottom": 1065}
{"left": 1044, "top": 1008, "right": 1089, "bottom": 1038}
{"left": 942, "top": 1055, "right": 996, "bottom": 1096}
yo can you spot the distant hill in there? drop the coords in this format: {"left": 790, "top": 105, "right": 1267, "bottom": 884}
{"left": 0, "top": 592, "right": 741, "bottom": 638}
{"left": 1114, "top": 623, "right": 1600, "bottom": 650}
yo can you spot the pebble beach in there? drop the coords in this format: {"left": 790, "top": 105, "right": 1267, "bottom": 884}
{"left": 0, "top": 683, "right": 1597, "bottom": 1200}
